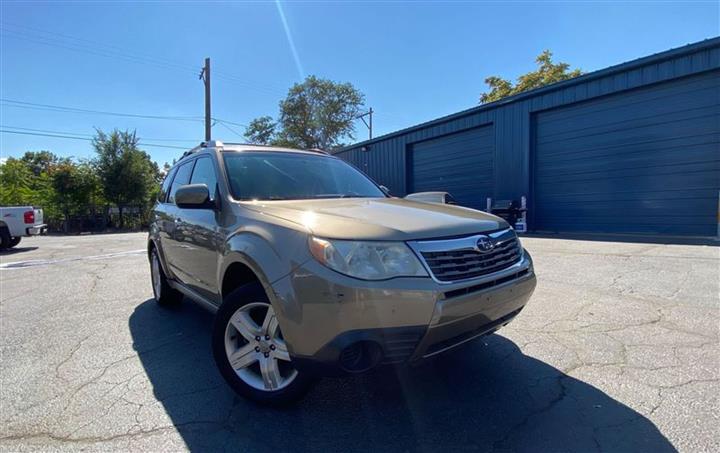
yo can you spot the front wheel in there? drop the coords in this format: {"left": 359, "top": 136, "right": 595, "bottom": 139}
{"left": 212, "top": 283, "right": 315, "bottom": 405}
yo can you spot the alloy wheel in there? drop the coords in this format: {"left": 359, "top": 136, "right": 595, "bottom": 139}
{"left": 224, "top": 302, "right": 298, "bottom": 391}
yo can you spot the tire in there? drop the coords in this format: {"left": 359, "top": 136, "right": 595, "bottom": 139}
{"left": 0, "top": 227, "right": 11, "bottom": 250}
{"left": 9, "top": 237, "right": 21, "bottom": 248}
{"left": 212, "top": 282, "right": 315, "bottom": 405}
{"left": 150, "top": 247, "right": 183, "bottom": 306}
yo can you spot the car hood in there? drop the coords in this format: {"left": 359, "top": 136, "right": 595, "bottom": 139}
{"left": 245, "top": 197, "right": 508, "bottom": 241}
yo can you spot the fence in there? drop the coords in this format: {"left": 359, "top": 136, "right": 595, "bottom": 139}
{"left": 46, "top": 204, "right": 152, "bottom": 234}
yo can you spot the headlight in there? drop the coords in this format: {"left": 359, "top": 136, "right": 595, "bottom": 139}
{"left": 309, "top": 237, "right": 428, "bottom": 280}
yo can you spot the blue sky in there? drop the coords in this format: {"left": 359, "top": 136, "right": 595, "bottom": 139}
{"left": 1, "top": 0, "right": 718, "bottom": 165}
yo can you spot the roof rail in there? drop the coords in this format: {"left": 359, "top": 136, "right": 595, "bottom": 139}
{"left": 222, "top": 142, "right": 282, "bottom": 148}
{"left": 177, "top": 140, "right": 225, "bottom": 161}
{"left": 221, "top": 142, "right": 330, "bottom": 154}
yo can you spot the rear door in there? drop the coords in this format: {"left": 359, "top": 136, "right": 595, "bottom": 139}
{"left": 153, "top": 166, "right": 177, "bottom": 272}
{"left": 162, "top": 160, "right": 195, "bottom": 282}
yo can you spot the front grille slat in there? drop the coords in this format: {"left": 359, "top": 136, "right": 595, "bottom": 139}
{"left": 432, "top": 254, "right": 521, "bottom": 279}
{"left": 419, "top": 235, "right": 523, "bottom": 282}
{"left": 423, "top": 240, "right": 516, "bottom": 263}
{"left": 425, "top": 247, "right": 520, "bottom": 269}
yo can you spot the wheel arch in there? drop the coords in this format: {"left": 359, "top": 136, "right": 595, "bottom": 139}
{"left": 147, "top": 238, "right": 172, "bottom": 277}
{"left": 218, "top": 227, "right": 306, "bottom": 303}
{"left": 219, "top": 254, "right": 272, "bottom": 302}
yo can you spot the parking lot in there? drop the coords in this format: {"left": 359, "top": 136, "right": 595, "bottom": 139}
{"left": 0, "top": 233, "right": 717, "bottom": 452}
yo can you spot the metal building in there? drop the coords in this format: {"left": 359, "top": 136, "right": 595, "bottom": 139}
{"left": 335, "top": 38, "right": 720, "bottom": 237}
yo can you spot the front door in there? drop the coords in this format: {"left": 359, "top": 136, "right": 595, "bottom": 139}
{"left": 176, "top": 156, "right": 222, "bottom": 302}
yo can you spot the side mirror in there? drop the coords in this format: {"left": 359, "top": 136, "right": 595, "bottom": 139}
{"left": 175, "top": 184, "right": 212, "bottom": 209}
{"left": 444, "top": 193, "right": 458, "bottom": 205}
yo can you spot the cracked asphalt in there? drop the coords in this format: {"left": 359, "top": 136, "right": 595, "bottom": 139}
{"left": 0, "top": 233, "right": 718, "bottom": 452}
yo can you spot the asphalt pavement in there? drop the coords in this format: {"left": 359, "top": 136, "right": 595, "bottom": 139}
{"left": 0, "top": 233, "right": 718, "bottom": 452}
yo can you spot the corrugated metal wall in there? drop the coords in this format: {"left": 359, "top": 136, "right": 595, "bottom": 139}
{"left": 335, "top": 38, "right": 720, "bottom": 236}
{"left": 533, "top": 71, "right": 719, "bottom": 236}
{"left": 409, "top": 125, "right": 494, "bottom": 210}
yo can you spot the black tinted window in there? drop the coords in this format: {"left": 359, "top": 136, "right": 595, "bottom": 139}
{"left": 223, "top": 152, "right": 385, "bottom": 201}
{"left": 189, "top": 157, "right": 218, "bottom": 201}
{"left": 158, "top": 167, "right": 177, "bottom": 203}
{"left": 168, "top": 161, "right": 194, "bottom": 204}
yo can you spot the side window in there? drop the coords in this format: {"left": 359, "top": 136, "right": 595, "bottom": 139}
{"left": 168, "top": 161, "right": 194, "bottom": 204}
{"left": 189, "top": 157, "right": 218, "bottom": 201}
{"left": 158, "top": 167, "right": 177, "bottom": 203}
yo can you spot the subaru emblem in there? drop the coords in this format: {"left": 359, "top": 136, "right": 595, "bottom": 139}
{"left": 475, "top": 236, "right": 495, "bottom": 253}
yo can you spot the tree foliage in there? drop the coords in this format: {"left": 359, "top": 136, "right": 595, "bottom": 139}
{"left": 244, "top": 116, "right": 277, "bottom": 145}
{"left": 51, "top": 161, "right": 102, "bottom": 220}
{"left": 0, "top": 158, "right": 34, "bottom": 205}
{"left": 20, "top": 151, "right": 61, "bottom": 177}
{"left": 93, "top": 129, "right": 160, "bottom": 207}
{"left": 0, "top": 128, "right": 161, "bottom": 231}
{"left": 245, "top": 75, "right": 365, "bottom": 150}
{"left": 480, "top": 50, "right": 582, "bottom": 104}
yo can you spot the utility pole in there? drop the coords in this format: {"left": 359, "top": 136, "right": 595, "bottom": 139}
{"left": 199, "top": 58, "right": 211, "bottom": 141}
{"left": 369, "top": 107, "right": 373, "bottom": 140}
{"left": 357, "top": 107, "right": 373, "bottom": 140}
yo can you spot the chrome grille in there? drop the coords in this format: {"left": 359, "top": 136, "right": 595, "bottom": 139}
{"left": 411, "top": 229, "right": 523, "bottom": 283}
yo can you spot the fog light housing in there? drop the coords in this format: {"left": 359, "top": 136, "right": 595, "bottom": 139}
{"left": 339, "top": 341, "right": 382, "bottom": 373}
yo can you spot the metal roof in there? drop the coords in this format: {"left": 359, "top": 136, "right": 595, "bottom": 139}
{"left": 335, "top": 36, "right": 720, "bottom": 154}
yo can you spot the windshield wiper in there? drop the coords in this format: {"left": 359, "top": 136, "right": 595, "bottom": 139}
{"left": 312, "top": 193, "right": 375, "bottom": 199}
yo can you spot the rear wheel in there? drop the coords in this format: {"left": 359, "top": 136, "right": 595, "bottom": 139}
{"left": 0, "top": 227, "right": 11, "bottom": 250}
{"left": 8, "top": 237, "right": 21, "bottom": 248}
{"left": 150, "top": 247, "right": 182, "bottom": 306}
{"left": 212, "top": 282, "right": 315, "bottom": 405}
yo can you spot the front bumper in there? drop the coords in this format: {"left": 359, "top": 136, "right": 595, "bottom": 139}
{"left": 272, "top": 250, "right": 536, "bottom": 375}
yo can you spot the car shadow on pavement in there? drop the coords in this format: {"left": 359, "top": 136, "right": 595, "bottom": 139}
{"left": 0, "top": 246, "right": 39, "bottom": 256}
{"left": 130, "top": 299, "right": 676, "bottom": 452}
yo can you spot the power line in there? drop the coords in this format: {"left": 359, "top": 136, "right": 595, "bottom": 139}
{"left": 215, "top": 120, "right": 245, "bottom": 138}
{"left": 0, "top": 129, "right": 189, "bottom": 150}
{"left": 1, "top": 99, "right": 251, "bottom": 134}
{"left": 1, "top": 99, "right": 204, "bottom": 122}
{"left": 0, "top": 22, "right": 289, "bottom": 96}
{"left": 213, "top": 117, "right": 248, "bottom": 128}
{"left": 0, "top": 30, "right": 198, "bottom": 77}
{"left": 0, "top": 125, "right": 199, "bottom": 143}
{"left": 0, "top": 22, "right": 198, "bottom": 71}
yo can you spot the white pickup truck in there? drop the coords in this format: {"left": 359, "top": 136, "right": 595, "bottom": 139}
{"left": 0, "top": 206, "right": 47, "bottom": 249}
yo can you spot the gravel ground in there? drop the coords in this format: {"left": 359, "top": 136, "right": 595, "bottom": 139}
{"left": 0, "top": 233, "right": 718, "bottom": 452}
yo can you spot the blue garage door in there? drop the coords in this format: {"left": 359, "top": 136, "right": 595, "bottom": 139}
{"left": 534, "top": 71, "right": 720, "bottom": 236}
{"left": 409, "top": 125, "right": 494, "bottom": 211}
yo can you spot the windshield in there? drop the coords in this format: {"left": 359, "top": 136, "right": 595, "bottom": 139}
{"left": 223, "top": 152, "right": 386, "bottom": 201}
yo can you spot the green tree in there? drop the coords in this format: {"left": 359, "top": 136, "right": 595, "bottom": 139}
{"left": 20, "top": 151, "right": 61, "bottom": 177}
{"left": 480, "top": 50, "right": 583, "bottom": 104}
{"left": 244, "top": 116, "right": 277, "bottom": 145}
{"left": 245, "top": 75, "right": 365, "bottom": 149}
{"left": 93, "top": 129, "right": 160, "bottom": 227}
{"left": 0, "top": 158, "right": 34, "bottom": 205}
{"left": 51, "top": 161, "right": 102, "bottom": 232}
